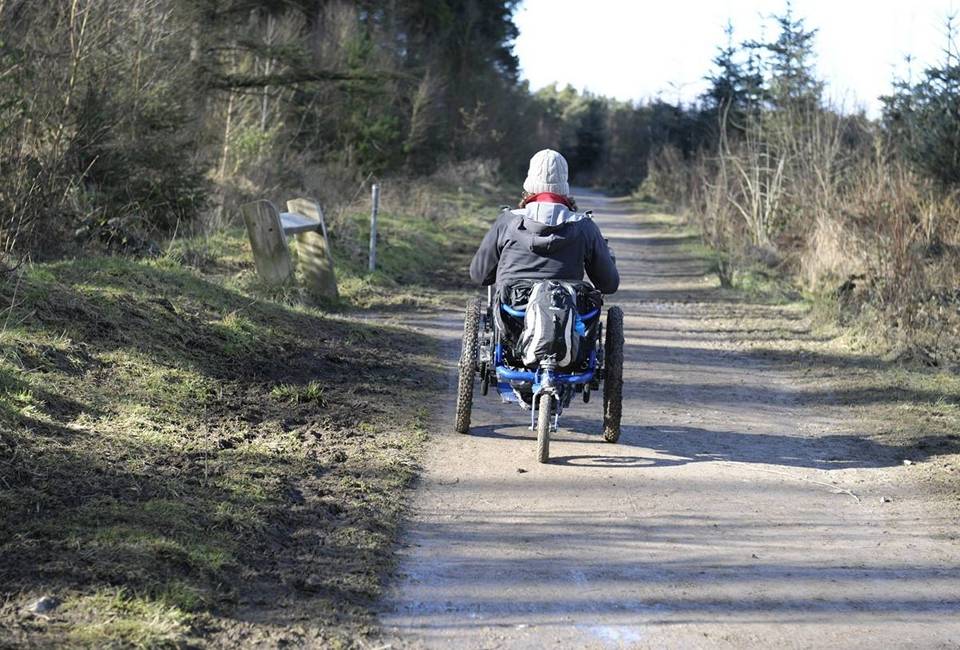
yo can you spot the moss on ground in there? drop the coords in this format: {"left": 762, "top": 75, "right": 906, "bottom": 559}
{"left": 0, "top": 187, "right": 497, "bottom": 647}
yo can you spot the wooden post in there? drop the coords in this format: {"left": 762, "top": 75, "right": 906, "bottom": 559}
{"left": 241, "top": 200, "right": 294, "bottom": 285}
{"left": 286, "top": 198, "right": 338, "bottom": 301}
{"left": 369, "top": 183, "right": 380, "bottom": 272}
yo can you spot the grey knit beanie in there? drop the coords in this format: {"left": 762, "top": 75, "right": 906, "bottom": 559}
{"left": 523, "top": 149, "right": 570, "bottom": 196}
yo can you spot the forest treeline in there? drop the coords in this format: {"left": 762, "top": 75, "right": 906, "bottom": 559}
{"left": 0, "top": 0, "right": 699, "bottom": 258}
{"left": 0, "top": 0, "right": 525, "bottom": 255}
{"left": 2, "top": 1, "right": 959, "bottom": 361}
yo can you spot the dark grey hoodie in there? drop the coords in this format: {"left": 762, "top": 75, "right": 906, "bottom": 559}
{"left": 469, "top": 202, "right": 620, "bottom": 294}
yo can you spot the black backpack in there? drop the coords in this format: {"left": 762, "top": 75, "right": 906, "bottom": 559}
{"left": 519, "top": 280, "right": 579, "bottom": 368}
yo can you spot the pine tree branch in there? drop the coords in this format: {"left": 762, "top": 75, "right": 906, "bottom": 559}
{"left": 207, "top": 69, "right": 402, "bottom": 89}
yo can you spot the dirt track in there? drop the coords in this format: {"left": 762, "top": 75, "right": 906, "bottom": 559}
{"left": 379, "top": 193, "right": 960, "bottom": 648}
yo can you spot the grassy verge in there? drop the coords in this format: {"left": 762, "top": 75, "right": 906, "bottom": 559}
{"left": 660, "top": 202, "right": 960, "bottom": 482}
{"left": 169, "top": 184, "right": 492, "bottom": 313}
{"left": 0, "top": 184, "right": 495, "bottom": 647}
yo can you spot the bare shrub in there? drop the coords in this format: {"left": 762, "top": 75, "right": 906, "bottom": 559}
{"left": 800, "top": 216, "right": 866, "bottom": 290}
{"left": 0, "top": 1, "right": 207, "bottom": 256}
{"left": 719, "top": 117, "right": 787, "bottom": 248}
{"left": 643, "top": 146, "right": 692, "bottom": 210}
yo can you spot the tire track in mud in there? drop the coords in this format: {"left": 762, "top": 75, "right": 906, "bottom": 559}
{"left": 378, "top": 192, "right": 960, "bottom": 649}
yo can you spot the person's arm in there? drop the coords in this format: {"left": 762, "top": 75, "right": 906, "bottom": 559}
{"left": 584, "top": 221, "right": 619, "bottom": 294}
{"left": 469, "top": 214, "right": 506, "bottom": 286}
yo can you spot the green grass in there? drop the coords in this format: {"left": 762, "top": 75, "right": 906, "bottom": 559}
{"left": 0, "top": 184, "right": 489, "bottom": 647}
{"left": 327, "top": 192, "right": 489, "bottom": 308}
{"left": 271, "top": 380, "right": 326, "bottom": 405}
{"left": 162, "top": 186, "right": 491, "bottom": 313}
{"left": 730, "top": 264, "right": 805, "bottom": 304}
{"left": 675, "top": 229, "right": 807, "bottom": 306}
{"left": 65, "top": 589, "right": 191, "bottom": 648}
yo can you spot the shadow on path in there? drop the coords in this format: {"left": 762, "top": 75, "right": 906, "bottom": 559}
{"left": 473, "top": 418, "right": 960, "bottom": 470}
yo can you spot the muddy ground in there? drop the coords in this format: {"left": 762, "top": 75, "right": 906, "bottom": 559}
{"left": 0, "top": 241, "right": 449, "bottom": 648}
{"left": 380, "top": 192, "right": 960, "bottom": 648}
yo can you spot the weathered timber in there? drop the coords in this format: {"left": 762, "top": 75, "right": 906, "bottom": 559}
{"left": 279, "top": 211, "right": 322, "bottom": 235}
{"left": 241, "top": 200, "right": 294, "bottom": 285}
{"left": 286, "top": 198, "right": 339, "bottom": 300}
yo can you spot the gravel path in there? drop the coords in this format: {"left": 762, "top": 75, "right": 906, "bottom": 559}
{"left": 379, "top": 193, "right": 960, "bottom": 649}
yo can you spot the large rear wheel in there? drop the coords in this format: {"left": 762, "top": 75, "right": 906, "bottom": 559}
{"left": 602, "top": 306, "right": 624, "bottom": 442}
{"left": 455, "top": 297, "right": 481, "bottom": 434}
{"left": 537, "top": 393, "right": 552, "bottom": 463}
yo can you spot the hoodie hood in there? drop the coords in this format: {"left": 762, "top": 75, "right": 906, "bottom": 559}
{"left": 469, "top": 199, "right": 619, "bottom": 293}
{"left": 511, "top": 204, "right": 589, "bottom": 255}
{"left": 519, "top": 202, "right": 586, "bottom": 226}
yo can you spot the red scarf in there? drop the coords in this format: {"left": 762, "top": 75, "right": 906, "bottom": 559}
{"left": 520, "top": 192, "right": 575, "bottom": 210}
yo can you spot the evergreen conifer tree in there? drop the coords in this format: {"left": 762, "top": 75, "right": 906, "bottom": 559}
{"left": 763, "top": 1, "right": 823, "bottom": 112}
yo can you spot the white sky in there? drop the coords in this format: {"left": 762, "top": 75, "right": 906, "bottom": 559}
{"left": 514, "top": 0, "right": 959, "bottom": 116}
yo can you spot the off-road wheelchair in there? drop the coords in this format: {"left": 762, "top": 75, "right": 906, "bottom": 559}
{"left": 455, "top": 279, "right": 624, "bottom": 463}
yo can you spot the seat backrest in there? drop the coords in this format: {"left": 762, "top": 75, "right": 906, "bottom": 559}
{"left": 287, "top": 198, "right": 338, "bottom": 300}
{"left": 241, "top": 200, "right": 294, "bottom": 285}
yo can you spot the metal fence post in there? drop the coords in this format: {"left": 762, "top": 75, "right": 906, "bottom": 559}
{"left": 369, "top": 183, "right": 380, "bottom": 272}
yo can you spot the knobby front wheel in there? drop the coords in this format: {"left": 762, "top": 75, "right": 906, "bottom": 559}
{"left": 537, "top": 392, "right": 552, "bottom": 463}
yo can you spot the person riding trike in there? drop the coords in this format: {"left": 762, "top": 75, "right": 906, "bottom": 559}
{"left": 454, "top": 149, "right": 624, "bottom": 463}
